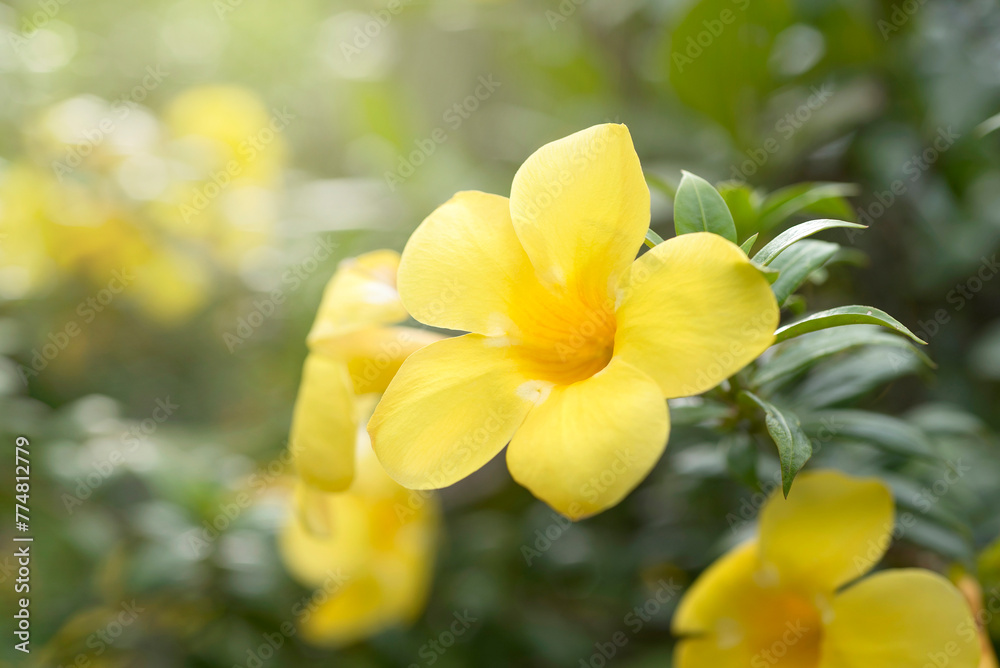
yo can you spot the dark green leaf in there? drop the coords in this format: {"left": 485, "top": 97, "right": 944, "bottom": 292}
{"left": 673, "top": 171, "right": 738, "bottom": 242}
{"left": 667, "top": 398, "right": 733, "bottom": 425}
{"left": 800, "top": 409, "right": 938, "bottom": 460}
{"left": 740, "top": 391, "right": 812, "bottom": 496}
{"left": 774, "top": 305, "right": 927, "bottom": 345}
{"left": 753, "top": 219, "right": 866, "bottom": 266}
{"left": 789, "top": 347, "right": 925, "bottom": 408}
{"left": 752, "top": 326, "right": 935, "bottom": 388}
{"left": 768, "top": 240, "right": 839, "bottom": 306}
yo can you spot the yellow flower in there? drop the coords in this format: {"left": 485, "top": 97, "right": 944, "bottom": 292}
{"left": 281, "top": 248, "right": 441, "bottom": 645}
{"left": 672, "top": 470, "right": 981, "bottom": 668}
{"left": 289, "top": 249, "right": 440, "bottom": 492}
{"left": 368, "top": 123, "right": 779, "bottom": 520}
{"left": 279, "top": 439, "right": 439, "bottom": 647}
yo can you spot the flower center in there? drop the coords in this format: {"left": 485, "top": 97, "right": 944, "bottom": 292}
{"left": 744, "top": 589, "right": 824, "bottom": 668}
{"left": 507, "top": 286, "right": 617, "bottom": 386}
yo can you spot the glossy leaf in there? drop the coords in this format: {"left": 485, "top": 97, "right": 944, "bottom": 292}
{"left": 753, "top": 219, "right": 866, "bottom": 266}
{"left": 740, "top": 391, "right": 812, "bottom": 497}
{"left": 768, "top": 239, "right": 839, "bottom": 305}
{"left": 673, "top": 171, "right": 738, "bottom": 242}
{"left": 752, "top": 326, "right": 935, "bottom": 388}
{"left": 773, "top": 305, "right": 926, "bottom": 345}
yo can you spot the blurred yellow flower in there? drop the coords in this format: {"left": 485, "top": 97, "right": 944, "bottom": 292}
{"left": 153, "top": 85, "right": 288, "bottom": 267}
{"left": 672, "top": 470, "right": 981, "bottom": 668}
{"left": 280, "top": 441, "right": 439, "bottom": 647}
{"left": 289, "top": 249, "right": 440, "bottom": 492}
{"left": 368, "top": 123, "right": 779, "bottom": 520}
{"left": 281, "top": 248, "right": 440, "bottom": 646}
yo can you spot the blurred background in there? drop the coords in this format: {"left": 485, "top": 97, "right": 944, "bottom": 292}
{"left": 1, "top": 0, "right": 1000, "bottom": 666}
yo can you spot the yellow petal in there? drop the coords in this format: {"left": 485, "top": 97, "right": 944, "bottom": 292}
{"left": 820, "top": 570, "right": 981, "bottom": 668}
{"left": 615, "top": 232, "right": 778, "bottom": 398}
{"left": 298, "top": 572, "right": 390, "bottom": 646}
{"left": 673, "top": 540, "right": 826, "bottom": 668}
{"left": 506, "top": 357, "right": 668, "bottom": 519}
{"left": 279, "top": 486, "right": 371, "bottom": 587}
{"left": 396, "top": 190, "right": 540, "bottom": 335}
{"left": 289, "top": 354, "right": 357, "bottom": 492}
{"left": 508, "top": 124, "right": 649, "bottom": 296}
{"left": 299, "top": 543, "right": 436, "bottom": 647}
{"left": 368, "top": 334, "right": 534, "bottom": 489}
{"left": 312, "top": 326, "right": 442, "bottom": 395}
{"left": 306, "top": 249, "right": 407, "bottom": 346}
{"left": 759, "top": 470, "right": 894, "bottom": 592}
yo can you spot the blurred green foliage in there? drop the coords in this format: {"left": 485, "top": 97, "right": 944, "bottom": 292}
{"left": 1, "top": 0, "right": 999, "bottom": 666}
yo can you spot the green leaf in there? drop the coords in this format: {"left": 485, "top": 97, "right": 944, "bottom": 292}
{"left": 768, "top": 240, "right": 839, "bottom": 306}
{"left": 667, "top": 398, "right": 733, "bottom": 425}
{"left": 673, "top": 171, "right": 738, "bottom": 243}
{"left": 644, "top": 228, "right": 665, "bottom": 249}
{"left": 774, "top": 305, "right": 927, "bottom": 345}
{"left": 789, "top": 347, "right": 925, "bottom": 408}
{"left": 758, "top": 182, "right": 860, "bottom": 231}
{"left": 753, "top": 219, "right": 866, "bottom": 266}
{"left": 738, "top": 233, "right": 759, "bottom": 255}
{"left": 752, "top": 261, "right": 780, "bottom": 284}
{"left": 718, "top": 181, "right": 762, "bottom": 241}
{"left": 800, "top": 409, "right": 938, "bottom": 460}
{"left": 751, "top": 325, "right": 935, "bottom": 388}
{"left": 905, "top": 403, "right": 987, "bottom": 438}
{"left": 740, "top": 391, "right": 812, "bottom": 497}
